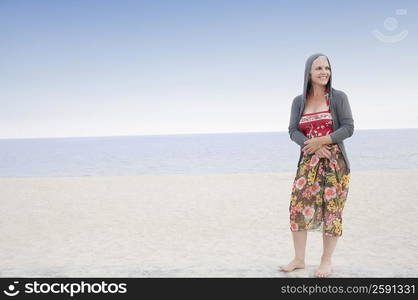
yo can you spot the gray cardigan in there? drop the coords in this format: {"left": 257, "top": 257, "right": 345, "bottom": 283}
{"left": 288, "top": 53, "right": 354, "bottom": 171}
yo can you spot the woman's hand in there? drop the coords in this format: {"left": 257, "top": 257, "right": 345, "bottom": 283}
{"left": 302, "top": 136, "right": 327, "bottom": 155}
{"left": 314, "top": 145, "right": 332, "bottom": 159}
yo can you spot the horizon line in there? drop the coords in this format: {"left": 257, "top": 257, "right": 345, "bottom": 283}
{"left": 1, "top": 127, "right": 417, "bottom": 140}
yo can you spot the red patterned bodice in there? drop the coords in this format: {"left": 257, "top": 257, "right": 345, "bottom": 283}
{"left": 298, "top": 91, "right": 333, "bottom": 139}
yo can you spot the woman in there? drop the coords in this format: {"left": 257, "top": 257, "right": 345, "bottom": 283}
{"left": 280, "top": 53, "right": 354, "bottom": 277}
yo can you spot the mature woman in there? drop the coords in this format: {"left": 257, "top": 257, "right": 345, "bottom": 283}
{"left": 280, "top": 53, "right": 354, "bottom": 277}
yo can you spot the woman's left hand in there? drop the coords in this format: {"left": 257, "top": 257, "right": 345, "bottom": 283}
{"left": 302, "top": 137, "right": 325, "bottom": 155}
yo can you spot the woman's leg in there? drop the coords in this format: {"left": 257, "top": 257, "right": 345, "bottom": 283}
{"left": 314, "top": 145, "right": 348, "bottom": 277}
{"left": 315, "top": 231, "right": 339, "bottom": 277}
{"left": 280, "top": 230, "right": 307, "bottom": 272}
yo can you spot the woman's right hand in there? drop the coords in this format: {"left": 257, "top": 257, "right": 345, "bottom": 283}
{"left": 315, "top": 144, "right": 332, "bottom": 160}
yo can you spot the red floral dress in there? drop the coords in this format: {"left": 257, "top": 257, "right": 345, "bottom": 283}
{"left": 289, "top": 91, "right": 351, "bottom": 237}
{"left": 298, "top": 93, "right": 333, "bottom": 139}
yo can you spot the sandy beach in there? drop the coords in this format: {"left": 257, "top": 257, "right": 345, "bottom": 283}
{"left": 1, "top": 169, "right": 418, "bottom": 278}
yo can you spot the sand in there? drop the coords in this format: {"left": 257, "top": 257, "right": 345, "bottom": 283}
{"left": 1, "top": 169, "right": 418, "bottom": 278}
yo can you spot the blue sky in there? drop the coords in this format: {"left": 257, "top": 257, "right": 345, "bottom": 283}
{"left": 1, "top": 0, "right": 417, "bottom": 138}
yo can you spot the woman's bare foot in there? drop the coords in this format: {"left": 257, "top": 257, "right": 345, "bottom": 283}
{"left": 279, "top": 258, "right": 305, "bottom": 272}
{"left": 314, "top": 259, "right": 332, "bottom": 277}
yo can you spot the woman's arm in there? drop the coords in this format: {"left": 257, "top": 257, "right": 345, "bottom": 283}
{"left": 288, "top": 96, "right": 309, "bottom": 148}
{"left": 329, "top": 92, "right": 354, "bottom": 144}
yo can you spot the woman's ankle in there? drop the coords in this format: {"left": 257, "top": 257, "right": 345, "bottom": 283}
{"left": 320, "top": 256, "right": 332, "bottom": 264}
{"left": 293, "top": 257, "right": 305, "bottom": 264}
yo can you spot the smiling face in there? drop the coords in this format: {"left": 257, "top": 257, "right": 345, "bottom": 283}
{"left": 309, "top": 56, "right": 331, "bottom": 87}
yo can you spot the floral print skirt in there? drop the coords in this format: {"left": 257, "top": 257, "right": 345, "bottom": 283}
{"left": 289, "top": 144, "right": 351, "bottom": 237}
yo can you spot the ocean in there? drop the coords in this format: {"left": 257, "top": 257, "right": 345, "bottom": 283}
{"left": 0, "top": 128, "right": 417, "bottom": 177}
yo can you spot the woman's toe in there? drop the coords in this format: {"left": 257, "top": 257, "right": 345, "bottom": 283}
{"left": 315, "top": 271, "right": 326, "bottom": 278}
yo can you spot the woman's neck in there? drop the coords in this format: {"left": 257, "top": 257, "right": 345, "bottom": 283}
{"left": 309, "top": 84, "right": 326, "bottom": 98}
